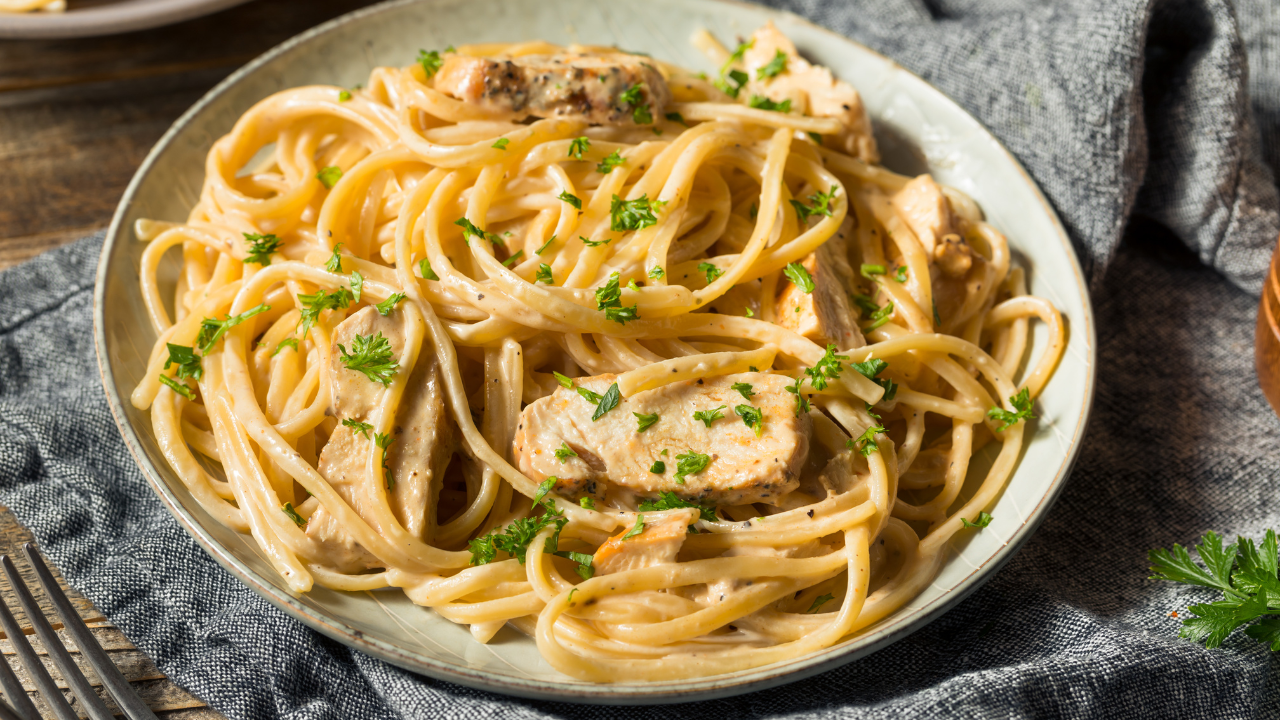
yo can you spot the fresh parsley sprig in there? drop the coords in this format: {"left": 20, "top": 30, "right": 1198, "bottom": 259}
{"left": 1150, "top": 529, "right": 1280, "bottom": 650}
{"left": 988, "top": 388, "right": 1036, "bottom": 431}
{"left": 637, "top": 491, "right": 716, "bottom": 521}
{"left": 243, "top": 233, "right": 282, "bottom": 266}
{"left": 197, "top": 304, "right": 270, "bottom": 353}
{"left": 338, "top": 332, "right": 398, "bottom": 385}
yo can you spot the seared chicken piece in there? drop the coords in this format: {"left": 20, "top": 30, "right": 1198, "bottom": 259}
{"left": 593, "top": 508, "right": 698, "bottom": 575}
{"left": 891, "top": 175, "right": 973, "bottom": 278}
{"left": 434, "top": 51, "right": 671, "bottom": 126}
{"left": 513, "top": 372, "right": 810, "bottom": 506}
{"left": 774, "top": 217, "right": 865, "bottom": 350}
{"left": 741, "top": 22, "right": 878, "bottom": 162}
{"left": 306, "top": 307, "right": 456, "bottom": 571}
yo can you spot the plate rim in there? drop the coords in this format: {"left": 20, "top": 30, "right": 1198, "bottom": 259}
{"left": 93, "top": 0, "right": 1097, "bottom": 704}
{"left": 0, "top": 0, "right": 253, "bottom": 40}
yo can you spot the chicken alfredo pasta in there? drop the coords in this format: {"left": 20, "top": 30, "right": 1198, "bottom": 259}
{"left": 130, "top": 23, "right": 1065, "bottom": 681}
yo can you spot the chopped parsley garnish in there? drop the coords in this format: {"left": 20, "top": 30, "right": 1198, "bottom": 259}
{"left": 648, "top": 265, "right": 665, "bottom": 280}
{"left": 375, "top": 431, "right": 395, "bottom": 489}
{"left": 851, "top": 357, "right": 898, "bottom": 401}
{"left": 864, "top": 301, "right": 894, "bottom": 331}
{"left": 349, "top": 270, "right": 363, "bottom": 303}
{"left": 988, "top": 388, "right": 1036, "bottom": 431}
{"left": 735, "top": 404, "right": 764, "bottom": 436}
{"left": 665, "top": 112, "right": 687, "bottom": 126}
{"left": 861, "top": 264, "right": 886, "bottom": 280}
{"left": 807, "top": 131, "right": 823, "bottom": 145}
{"left": 272, "top": 338, "right": 299, "bottom": 357}
{"left": 610, "top": 194, "right": 662, "bottom": 232}
{"left": 674, "top": 451, "right": 710, "bottom": 484}
{"left": 757, "top": 49, "right": 788, "bottom": 80}
{"left": 597, "top": 150, "right": 625, "bottom": 174}
{"left": 698, "top": 262, "right": 724, "bottom": 284}
{"left": 580, "top": 497, "right": 596, "bottom": 510}
{"left": 744, "top": 307, "right": 755, "bottom": 317}
{"left": 555, "top": 443, "right": 577, "bottom": 463}
{"left": 748, "top": 95, "right": 791, "bottom": 113}
{"left": 418, "top": 257, "right": 439, "bottom": 280}
{"left": 895, "top": 265, "right": 909, "bottom": 282}
{"left": 637, "top": 491, "right": 716, "bottom": 521}
{"left": 626, "top": 279, "right": 640, "bottom": 291}
{"left": 850, "top": 424, "right": 885, "bottom": 456}
{"left": 316, "top": 166, "right": 343, "bottom": 189}
{"left": 164, "top": 343, "right": 203, "bottom": 381}
{"left": 785, "top": 379, "right": 811, "bottom": 416}
{"left": 783, "top": 262, "right": 815, "bottom": 293}
{"left": 416, "top": 49, "right": 444, "bottom": 77}
{"left": 502, "top": 250, "right": 524, "bottom": 268}
{"left": 568, "top": 136, "right": 590, "bottom": 160}
{"left": 634, "top": 412, "right": 660, "bottom": 432}
{"left": 731, "top": 382, "right": 755, "bottom": 399}
{"left": 581, "top": 236, "right": 611, "bottom": 247}
{"left": 633, "top": 104, "right": 653, "bottom": 124}
{"left": 1148, "top": 529, "right": 1280, "bottom": 649}
{"left": 555, "top": 550, "right": 595, "bottom": 580}
{"left": 454, "top": 217, "right": 502, "bottom": 246}
{"left": 595, "top": 272, "right": 622, "bottom": 310}
{"left": 552, "top": 371, "right": 574, "bottom": 389}
{"left": 375, "top": 292, "right": 406, "bottom": 316}
{"left": 492, "top": 138, "right": 509, "bottom": 150}
{"left": 338, "top": 332, "right": 398, "bottom": 385}
{"left": 532, "top": 477, "right": 556, "bottom": 506}
{"left": 338, "top": 90, "right": 352, "bottom": 102}
{"left": 282, "top": 503, "right": 307, "bottom": 527}
{"left": 790, "top": 185, "right": 838, "bottom": 225}
{"left": 341, "top": 418, "right": 373, "bottom": 438}
{"left": 197, "top": 304, "right": 270, "bottom": 353}
{"left": 559, "top": 191, "right": 582, "bottom": 210}
{"left": 296, "top": 288, "right": 352, "bottom": 339}
{"left": 242, "top": 233, "right": 282, "bottom": 266}
{"left": 714, "top": 39, "right": 753, "bottom": 97}
{"left": 692, "top": 406, "right": 725, "bottom": 428}
{"left": 621, "top": 515, "right": 645, "bottom": 540}
{"left": 649, "top": 460, "right": 665, "bottom": 474}
{"left": 536, "top": 263, "right": 554, "bottom": 284}
{"left": 468, "top": 501, "right": 568, "bottom": 566}
{"left": 807, "top": 593, "right": 834, "bottom": 613}
{"left": 592, "top": 382, "right": 621, "bottom": 421}
{"left": 605, "top": 305, "right": 640, "bottom": 324}
{"left": 536, "top": 235, "right": 557, "bottom": 254}
{"left": 961, "top": 511, "right": 993, "bottom": 529}
{"left": 158, "top": 374, "right": 194, "bottom": 400}
{"left": 325, "top": 243, "right": 345, "bottom": 273}
{"left": 619, "top": 83, "right": 644, "bottom": 106}
{"left": 803, "top": 345, "right": 847, "bottom": 391}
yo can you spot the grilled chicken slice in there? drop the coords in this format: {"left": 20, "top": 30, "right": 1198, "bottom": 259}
{"left": 774, "top": 217, "right": 865, "bottom": 350}
{"left": 741, "top": 22, "right": 878, "bottom": 162}
{"left": 891, "top": 175, "right": 973, "bottom": 278}
{"left": 306, "top": 307, "right": 455, "bottom": 571}
{"left": 434, "top": 51, "right": 671, "bottom": 126}
{"left": 593, "top": 508, "right": 698, "bottom": 575}
{"left": 513, "top": 372, "right": 810, "bottom": 506}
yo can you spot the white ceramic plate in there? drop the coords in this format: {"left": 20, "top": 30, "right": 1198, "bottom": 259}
{"left": 0, "top": 0, "right": 249, "bottom": 39}
{"left": 94, "top": 0, "right": 1096, "bottom": 704}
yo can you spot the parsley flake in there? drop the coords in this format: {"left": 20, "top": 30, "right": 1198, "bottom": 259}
{"left": 272, "top": 338, "right": 299, "bottom": 357}
{"left": 961, "top": 511, "right": 993, "bottom": 529}
{"left": 454, "top": 217, "right": 502, "bottom": 246}
{"left": 242, "top": 233, "right": 282, "bottom": 266}
{"left": 555, "top": 443, "right": 577, "bottom": 463}
{"left": 342, "top": 418, "right": 373, "bottom": 438}
{"left": 784, "top": 263, "right": 815, "bottom": 293}
{"left": 164, "top": 344, "right": 203, "bottom": 381}
{"left": 418, "top": 257, "right": 439, "bottom": 280}
{"left": 757, "top": 49, "right": 788, "bottom": 80}
{"left": 861, "top": 264, "right": 886, "bottom": 280}
{"left": 748, "top": 95, "right": 791, "bottom": 113}
{"left": 502, "top": 250, "right": 524, "bottom": 268}
{"left": 988, "top": 388, "right": 1036, "bottom": 431}
{"left": 559, "top": 191, "right": 582, "bottom": 210}
{"left": 735, "top": 404, "right": 764, "bottom": 436}
{"left": 634, "top": 412, "right": 660, "bottom": 432}
{"left": 375, "top": 431, "right": 395, "bottom": 488}
{"left": 610, "top": 194, "right": 661, "bottom": 231}
{"left": 338, "top": 332, "right": 398, "bottom": 385}
{"left": 693, "top": 406, "right": 726, "bottom": 428}
{"left": 637, "top": 491, "right": 716, "bottom": 521}
{"left": 197, "top": 304, "right": 270, "bottom": 353}
{"left": 158, "top": 374, "right": 194, "bottom": 400}
{"left": 492, "top": 138, "right": 510, "bottom": 150}
{"left": 597, "top": 150, "right": 625, "bottom": 174}
{"left": 296, "top": 288, "right": 351, "bottom": 339}
{"left": 375, "top": 292, "right": 406, "bottom": 316}
{"left": 698, "top": 261, "right": 724, "bottom": 284}
{"left": 731, "top": 382, "right": 755, "bottom": 399}
{"left": 580, "top": 497, "right": 596, "bottom": 510}
{"left": 417, "top": 49, "right": 444, "bottom": 77}
{"left": 316, "top": 166, "right": 342, "bottom": 189}
{"left": 536, "top": 235, "right": 557, "bottom": 254}
{"left": 536, "top": 263, "right": 554, "bottom": 284}
{"left": 650, "top": 460, "right": 666, "bottom": 474}
{"left": 648, "top": 265, "right": 665, "bottom": 280}
{"left": 674, "top": 451, "right": 710, "bottom": 484}
{"left": 569, "top": 136, "right": 590, "bottom": 160}
{"left": 790, "top": 186, "right": 838, "bottom": 225}
{"left": 553, "top": 371, "right": 574, "bottom": 389}
{"left": 621, "top": 515, "right": 645, "bottom": 540}
{"left": 807, "top": 593, "right": 834, "bottom": 613}
{"left": 592, "top": 382, "right": 621, "bottom": 421}
{"left": 581, "top": 236, "right": 611, "bottom": 247}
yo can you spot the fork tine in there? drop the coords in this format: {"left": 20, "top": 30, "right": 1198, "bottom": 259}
{"left": 22, "top": 546, "right": 160, "bottom": 720}
{"left": 0, "top": 556, "right": 114, "bottom": 720}
{"left": 0, "top": 569, "right": 75, "bottom": 720}
{"left": 0, "top": 646, "right": 38, "bottom": 720}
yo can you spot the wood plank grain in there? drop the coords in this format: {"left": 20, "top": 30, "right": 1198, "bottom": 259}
{"left": 0, "top": 0, "right": 378, "bottom": 270}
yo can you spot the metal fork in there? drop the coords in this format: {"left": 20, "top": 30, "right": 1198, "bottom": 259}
{"left": 0, "top": 544, "right": 158, "bottom": 720}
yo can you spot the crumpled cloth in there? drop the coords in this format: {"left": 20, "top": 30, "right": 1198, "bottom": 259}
{"left": 2, "top": 0, "right": 1280, "bottom": 717}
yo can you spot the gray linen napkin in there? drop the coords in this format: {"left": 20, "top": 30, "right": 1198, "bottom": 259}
{"left": 2, "top": 0, "right": 1280, "bottom": 717}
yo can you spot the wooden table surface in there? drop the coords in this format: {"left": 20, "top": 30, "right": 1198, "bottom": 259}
{"left": 0, "top": 1, "right": 384, "bottom": 716}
